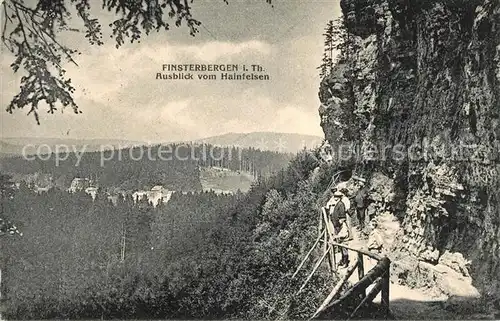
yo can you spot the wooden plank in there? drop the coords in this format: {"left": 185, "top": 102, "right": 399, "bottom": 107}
{"left": 322, "top": 207, "right": 335, "bottom": 272}
{"left": 331, "top": 245, "right": 336, "bottom": 272}
{"left": 381, "top": 271, "right": 390, "bottom": 318}
{"left": 323, "top": 210, "right": 335, "bottom": 239}
{"left": 324, "top": 232, "right": 331, "bottom": 271}
{"left": 0, "top": 268, "right": 2, "bottom": 319}
{"left": 327, "top": 257, "right": 390, "bottom": 308}
{"left": 322, "top": 208, "right": 328, "bottom": 255}
{"left": 297, "top": 245, "right": 331, "bottom": 294}
{"left": 309, "top": 257, "right": 358, "bottom": 320}
{"left": 329, "top": 241, "right": 384, "bottom": 261}
{"left": 318, "top": 210, "right": 323, "bottom": 234}
{"left": 292, "top": 229, "right": 325, "bottom": 279}
{"left": 322, "top": 221, "right": 328, "bottom": 255}
{"left": 349, "top": 276, "right": 384, "bottom": 319}
{"left": 357, "top": 252, "right": 365, "bottom": 299}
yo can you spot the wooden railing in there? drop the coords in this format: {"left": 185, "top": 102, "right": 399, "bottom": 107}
{"left": 317, "top": 241, "right": 391, "bottom": 320}
{"left": 293, "top": 228, "right": 391, "bottom": 320}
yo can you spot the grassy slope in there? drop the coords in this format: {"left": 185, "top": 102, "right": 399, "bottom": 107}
{"left": 199, "top": 167, "right": 255, "bottom": 193}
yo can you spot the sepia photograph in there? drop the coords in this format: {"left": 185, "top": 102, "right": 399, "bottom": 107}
{"left": 0, "top": 0, "right": 499, "bottom": 320}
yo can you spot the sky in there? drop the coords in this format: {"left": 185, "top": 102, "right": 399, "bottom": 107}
{"left": 0, "top": 0, "right": 341, "bottom": 143}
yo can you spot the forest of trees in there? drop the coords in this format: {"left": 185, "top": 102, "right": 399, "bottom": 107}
{"left": 0, "top": 185, "right": 240, "bottom": 318}
{"left": 0, "top": 149, "right": 348, "bottom": 319}
{"left": 0, "top": 143, "right": 293, "bottom": 191}
{"left": 195, "top": 145, "right": 293, "bottom": 179}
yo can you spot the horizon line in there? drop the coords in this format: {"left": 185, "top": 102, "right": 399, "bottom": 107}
{"left": 1, "top": 131, "right": 324, "bottom": 143}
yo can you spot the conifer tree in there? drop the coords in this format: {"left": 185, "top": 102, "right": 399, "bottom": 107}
{"left": 318, "top": 20, "right": 334, "bottom": 78}
{"left": 318, "top": 16, "right": 348, "bottom": 78}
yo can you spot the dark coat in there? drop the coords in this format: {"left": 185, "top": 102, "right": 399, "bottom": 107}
{"left": 330, "top": 200, "right": 346, "bottom": 228}
{"left": 355, "top": 186, "right": 369, "bottom": 209}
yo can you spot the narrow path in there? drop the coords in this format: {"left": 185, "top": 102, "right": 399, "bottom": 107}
{"left": 329, "top": 231, "right": 494, "bottom": 319}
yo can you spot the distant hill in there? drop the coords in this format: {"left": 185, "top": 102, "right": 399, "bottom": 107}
{"left": 1, "top": 133, "right": 324, "bottom": 156}
{"left": 0, "top": 137, "right": 146, "bottom": 156}
{"left": 189, "top": 132, "right": 323, "bottom": 154}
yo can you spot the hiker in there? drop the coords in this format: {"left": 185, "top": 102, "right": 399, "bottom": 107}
{"left": 333, "top": 215, "right": 351, "bottom": 267}
{"left": 332, "top": 183, "right": 353, "bottom": 240}
{"left": 322, "top": 186, "right": 348, "bottom": 233}
{"left": 354, "top": 181, "right": 369, "bottom": 231}
{"left": 336, "top": 182, "right": 351, "bottom": 212}
{"left": 367, "top": 220, "right": 383, "bottom": 253}
{"left": 324, "top": 189, "right": 351, "bottom": 267}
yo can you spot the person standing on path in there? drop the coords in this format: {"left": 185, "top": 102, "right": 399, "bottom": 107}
{"left": 322, "top": 185, "right": 351, "bottom": 237}
{"left": 322, "top": 189, "right": 351, "bottom": 267}
{"left": 354, "top": 182, "right": 369, "bottom": 232}
{"left": 330, "top": 193, "right": 351, "bottom": 267}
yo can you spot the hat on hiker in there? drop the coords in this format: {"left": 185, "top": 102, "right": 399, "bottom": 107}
{"left": 333, "top": 191, "right": 344, "bottom": 197}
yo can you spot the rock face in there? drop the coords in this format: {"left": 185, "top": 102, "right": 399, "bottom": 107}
{"left": 319, "top": 0, "right": 500, "bottom": 295}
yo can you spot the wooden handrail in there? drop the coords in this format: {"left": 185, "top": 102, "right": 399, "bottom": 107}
{"left": 310, "top": 258, "right": 358, "bottom": 320}
{"left": 328, "top": 241, "right": 383, "bottom": 261}
{"left": 304, "top": 206, "right": 392, "bottom": 320}
{"left": 326, "top": 257, "right": 390, "bottom": 309}
{"left": 357, "top": 252, "right": 366, "bottom": 299}
{"left": 349, "top": 276, "right": 384, "bottom": 319}
{"left": 312, "top": 256, "right": 391, "bottom": 320}
{"left": 381, "top": 269, "right": 390, "bottom": 317}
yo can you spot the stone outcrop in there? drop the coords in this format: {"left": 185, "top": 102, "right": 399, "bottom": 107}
{"left": 319, "top": 0, "right": 500, "bottom": 295}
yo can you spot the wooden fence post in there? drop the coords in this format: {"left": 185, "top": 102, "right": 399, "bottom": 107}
{"left": 0, "top": 267, "right": 3, "bottom": 321}
{"left": 321, "top": 209, "right": 329, "bottom": 269}
{"left": 349, "top": 276, "right": 384, "bottom": 319}
{"left": 307, "top": 242, "right": 391, "bottom": 320}
{"left": 328, "top": 257, "right": 390, "bottom": 307}
{"left": 310, "top": 258, "right": 358, "bottom": 320}
{"left": 322, "top": 208, "right": 336, "bottom": 272}
{"left": 329, "top": 245, "right": 336, "bottom": 273}
{"left": 381, "top": 266, "right": 390, "bottom": 318}
{"left": 357, "top": 252, "right": 365, "bottom": 299}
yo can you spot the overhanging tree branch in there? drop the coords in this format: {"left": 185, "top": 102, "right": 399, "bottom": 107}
{"left": 1, "top": 0, "right": 272, "bottom": 124}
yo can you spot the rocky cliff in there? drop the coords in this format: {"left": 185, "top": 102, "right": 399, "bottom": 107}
{"left": 319, "top": 0, "right": 500, "bottom": 296}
